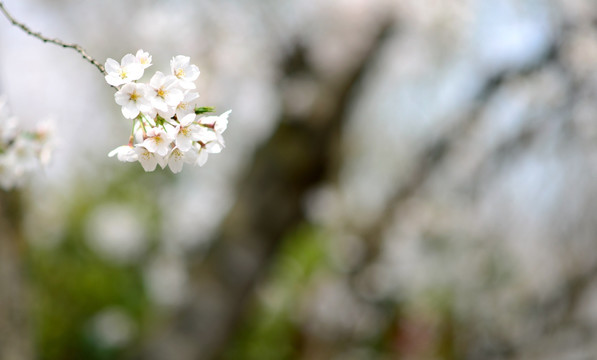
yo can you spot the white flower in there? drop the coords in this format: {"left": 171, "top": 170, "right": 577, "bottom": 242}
{"left": 106, "top": 51, "right": 230, "bottom": 173}
{"left": 108, "top": 145, "right": 138, "bottom": 162}
{"left": 166, "top": 147, "right": 196, "bottom": 173}
{"left": 199, "top": 110, "right": 230, "bottom": 134}
{"left": 199, "top": 110, "right": 231, "bottom": 153}
{"left": 142, "top": 127, "right": 173, "bottom": 157}
{"left": 214, "top": 110, "right": 231, "bottom": 134}
{"left": 114, "top": 83, "right": 153, "bottom": 119}
{"left": 204, "top": 141, "right": 223, "bottom": 154}
{"left": 170, "top": 55, "right": 200, "bottom": 89}
{"left": 173, "top": 113, "right": 213, "bottom": 152}
{"left": 173, "top": 114, "right": 196, "bottom": 152}
{"left": 134, "top": 145, "right": 164, "bottom": 172}
{"left": 148, "top": 71, "right": 183, "bottom": 115}
{"left": 175, "top": 91, "right": 200, "bottom": 118}
{"left": 195, "top": 126, "right": 217, "bottom": 146}
{"left": 104, "top": 54, "right": 144, "bottom": 87}
{"left": 194, "top": 144, "right": 209, "bottom": 167}
{"left": 135, "top": 49, "right": 152, "bottom": 69}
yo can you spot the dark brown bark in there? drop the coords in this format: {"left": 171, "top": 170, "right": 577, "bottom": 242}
{"left": 0, "top": 190, "right": 33, "bottom": 360}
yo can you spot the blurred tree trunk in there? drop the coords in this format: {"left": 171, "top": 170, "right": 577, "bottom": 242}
{"left": 140, "top": 20, "right": 394, "bottom": 360}
{"left": 0, "top": 191, "right": 33, "bottom": 360}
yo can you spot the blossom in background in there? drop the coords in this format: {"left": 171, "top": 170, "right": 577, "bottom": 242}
{"left": 0, "top": 98, "right": 53, "bottom": 190}
{"left": 106, "top": 50, "right": 231, "bottom": 173}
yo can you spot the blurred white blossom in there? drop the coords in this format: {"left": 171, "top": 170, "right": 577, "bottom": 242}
{"left": 144, "top": 255, "right": 188, "bottom": 307}
{"left": 89, "top": 307, "right": 135, "bottom": 349}
{"left": 0, "top": 97, "right": 53, "bottom": 190}
{"left": 85, "top": 203, "right": 147, "bottom": 264}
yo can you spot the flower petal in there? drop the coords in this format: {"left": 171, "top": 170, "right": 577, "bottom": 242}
{"left": 135, "top": 147, "right": 158, "bottom": 171}
{"left": 167, "top": 148, "right": 185, "bottom": 173}
{"left": 195, "top": 147, "right": 209, "bottom": 166}
{"left": 175, "top": 133, "right": 193, "bottom": 152}
{"left": 121, "top": 53, "right": 137, "bottom": 66}
{"left": 122, "top": 102, "right": 140, "bottom": 119}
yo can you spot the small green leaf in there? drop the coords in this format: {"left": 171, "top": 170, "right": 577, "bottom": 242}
{"left": 194, "top": 106, "right": 215, "bottom": 115}
{"left": 155, "top": 115, "right": 166, "bottom": 126}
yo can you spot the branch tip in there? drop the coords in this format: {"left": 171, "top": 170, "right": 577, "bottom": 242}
{"left": 0, "top": 1, "right": 106, "bottom": 76}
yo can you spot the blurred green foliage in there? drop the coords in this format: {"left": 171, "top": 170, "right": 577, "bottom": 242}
{"left": 224, "top": 224, "right": 327, "bottom": 360}
{"left": 27, "top": 167, "right": 168, "bottom": 360}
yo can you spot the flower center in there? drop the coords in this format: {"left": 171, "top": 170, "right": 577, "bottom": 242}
{"left": 157, "top": 88, "right": 166, "bottom": 98}
{"left": 175, "top": 68, "right": 185, "bottom": 78}
{"left": 119, "top": 69, "right": 128, "bottom": 79}
{"left": 130, "top": 91, "right": 140, "bottom": 101}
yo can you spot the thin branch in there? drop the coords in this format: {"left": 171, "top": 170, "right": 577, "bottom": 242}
{"left": 0, "top": 1, "right": 106, "bottom": 75}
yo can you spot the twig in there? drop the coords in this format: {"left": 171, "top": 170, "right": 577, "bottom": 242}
{"left": 0, "top": 1, "right": 106, "bottom": 75}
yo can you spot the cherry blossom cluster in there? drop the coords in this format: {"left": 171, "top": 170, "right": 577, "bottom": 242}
{"left": 106, "top": 50, "right": 231, "bottom": 173}
{"left": 0, "top": 98, "right": 52, "bottom": 190}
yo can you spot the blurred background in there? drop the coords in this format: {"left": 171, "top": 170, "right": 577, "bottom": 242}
{"left": 1, "top": 0, "right": 596, "bottom": 359}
